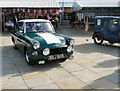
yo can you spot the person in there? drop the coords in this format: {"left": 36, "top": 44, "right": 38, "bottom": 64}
{"left": 47, "top": 14, "right": 52, "bottom": 20}
{"left": 50, "top": 17, "right": 56, "bottom": 28}
{"left": 55, "top": 16, "right": 59, "bottom": 28}
{"left": 5, "top": 20, "right": 14, "bottom": 32}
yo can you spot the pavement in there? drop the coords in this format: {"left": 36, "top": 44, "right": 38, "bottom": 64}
{"left": 1, "top": 26, "right": 120, "bottom": 90}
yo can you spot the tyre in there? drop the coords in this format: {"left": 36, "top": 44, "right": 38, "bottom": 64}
{"left": 25, "top": 49, "right": 36, "bottom": 66}
{"left": 93, "top": 33, "right": 103, "bottom": 45}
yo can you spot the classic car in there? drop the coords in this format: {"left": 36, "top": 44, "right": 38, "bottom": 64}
{"left": 11, "top": 19, "right": 74, "bottom": 66}
{"left": 92, "top": 16, "right": 120, "bottom": 45}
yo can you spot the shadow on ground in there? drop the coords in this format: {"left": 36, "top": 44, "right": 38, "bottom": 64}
{"left": 81, "top": 68, "right": 120, "bottom": 89}
{"left": 74, "top": 43, "right": 119, "bottom": 57}
{"left": 2, "top": 45, "right": 64, "bottom": 77}
{"left": 56, "top": 27, "right": 93, "bottom": 38}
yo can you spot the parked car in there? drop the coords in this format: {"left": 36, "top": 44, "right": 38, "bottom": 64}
{"left": 11, "top": 19, "right": 74, "bottom": 66}
{"left": 92, "top": 16, "right": 120, "bottom": 44}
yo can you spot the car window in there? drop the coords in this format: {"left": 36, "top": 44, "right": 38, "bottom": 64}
{"left": 103, "top": 19, "right": 107, "bottom": 27}
{"left": 96, "top": 19, "right": 101, "bottom": 26}
{"left": 26, "top": 22, "right": 54, "bottom": 33}
{"left": 110, "top": 19, "right": 118, "bottom": 26}
{"left": 16, "top": 22, "right": 24, "bottom": 32}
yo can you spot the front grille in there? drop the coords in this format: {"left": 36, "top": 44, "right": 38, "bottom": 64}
{"left": 50, "top": 47, "right": 67, "bottom": 55}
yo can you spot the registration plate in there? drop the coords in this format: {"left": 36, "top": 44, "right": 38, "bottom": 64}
{"left": 48, "top": 54, "right": 65, "bottom": 60}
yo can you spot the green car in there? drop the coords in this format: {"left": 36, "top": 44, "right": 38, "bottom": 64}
{"left": 11, "top": 19, "right": 74, "bottom": 66}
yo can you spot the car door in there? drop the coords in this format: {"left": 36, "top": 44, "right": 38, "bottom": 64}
{"left": 15, "top": 22, "right": 26, "bottom": 52}
{"left": 109, "top": 18, "right": 119, "bottom": 36}
{"left": 101, "top": 18, "right": 109, "bottom": 38}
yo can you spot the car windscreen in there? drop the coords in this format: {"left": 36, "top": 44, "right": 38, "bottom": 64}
{"left": 26, "top": 22, "right": 54, "bottom": 33}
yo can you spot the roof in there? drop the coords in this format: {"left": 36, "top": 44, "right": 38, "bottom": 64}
{"left": 59, "top": 2, "right": 74, "bottom": 7}
{"left": 75, "top": 0, "right": 120, "bottom": 7}
{"left": 71, "top": 0, "right": 120, "bottom": 12}
{"left": 19, "top": 19, "right": 50, "bottom": 23}
{"left": 95, "top": 16, "right": 120, "bottom": 19}
{"left": 1, "top": 0, "right": 60, "bottom": 8}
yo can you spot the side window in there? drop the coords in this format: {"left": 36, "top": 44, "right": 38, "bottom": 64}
{"left": 17, "top": 22, "right": 24, "bottom": 32}
{"left": 96, "top": 19, "right": 101, "bottom": 26}
{"left": 110, "top": 19, "right": 118, "bottom": 26}
{"left": 103, "top": 19, "right": 107, "bottom": 26}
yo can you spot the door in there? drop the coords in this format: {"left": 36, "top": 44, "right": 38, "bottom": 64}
{"left": 109, "top": 18, "right": 119, "bottom": 35}
{"left": 94, "top": 18, "right": 102, "bottom": 32}
{"left": 101, "top": 18, "right": 109, "bottom": 39}
{"left": 15, "top": 22, "right": 25, "bottom": 52}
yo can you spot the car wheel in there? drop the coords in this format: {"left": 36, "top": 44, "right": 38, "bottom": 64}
{"left": 25, "top": 49, "right": 36, "bottom": 66}
{"left": 93, "top": 33, "right": 103, "bottom": 45}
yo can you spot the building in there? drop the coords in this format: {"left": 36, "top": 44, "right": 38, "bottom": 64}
{"left": 71, "top": 0, "right": 120, "bottom": 21}
{"left": 58, "top": 0, "right": 74, "bottom": 25}
{"left": 1, "top": 0, "right": 61, "bottom": 31}
{"left": 71, "top": 0, "right": 120, "bottom": 31}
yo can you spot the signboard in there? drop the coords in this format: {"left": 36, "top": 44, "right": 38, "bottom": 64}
{"left": 66, "top": 8, "right": 71, "bottom": 13}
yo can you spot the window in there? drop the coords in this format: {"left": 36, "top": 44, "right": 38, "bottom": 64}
{"left": 16, "top": 22, "right": 23, "bottom": 32}
{"left": 97, "top": 19, "right": 101, "bottom": 26}
{"left": 103, "top": 20, "right": 107, "bottom": 26}
{"left": 25, "top": 22, "right": 54, "bottom": 33}
{"left": 110, "top": 19, "right": 118, "bottom": 26}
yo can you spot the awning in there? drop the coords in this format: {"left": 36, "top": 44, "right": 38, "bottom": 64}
{"left": 1, "top": 0, "right": 60, "bottom": 8}
{"left": 71, "top": 0, "right": 120, "bottom": 12}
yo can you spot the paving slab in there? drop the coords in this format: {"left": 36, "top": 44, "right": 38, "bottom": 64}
{"left": 24, "top": 75, "right": 53, "bottom": 89}
{"left": 103, "top": 72, "right": 119, "bottom": 84}
{"left": 97, "top": 59, "right": 118, "bottom": 69}
{"left": 31, "top": 83, "right": 61, "bottom": 89}
{"left": 2, "top": 83, "right": 28, "bottom": 89}
{"left": 22, "top": 71, "right": 46, "bottom": 80}
{"left": 2, "top": 76, "right": 26, "bottom": 89}
{"left": 52, "top": 75, "right": 92, "bottom": 89}
{"left": 97, "top": 69, "right": 115, "bottom": 77}
{"left": 62, "top": 62, "right": 85, "bottom": 72}
{"left": 95, "top": 90, "right": 119, "bottom": 91}
{"left": 87, "top": 78, "right": 118, "bottom": 89}
{"left": 85, "top": 65, "right": 114, "bottom": 73}
{"left": 45, "top": 68, "right": 71, "bottom": 79}
{"left": 72, "top": 69, "right": 102, "bottom": 83}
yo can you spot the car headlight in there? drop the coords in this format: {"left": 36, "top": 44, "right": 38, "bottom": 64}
{"left": 33, "top": 42, "right": 40, "bottom": 49}
{"left": 67, "top": 46, "right": 73, "bottom": 52}
{"left": 70, "top": 40, "right": 75, "bottom": 45}
{"left": 43, "top": 48, "right": 50, "bottom": 56}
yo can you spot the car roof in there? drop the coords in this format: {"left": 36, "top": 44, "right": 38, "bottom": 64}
{"left": 19, "top": 19, "right": 50, "bottom": 23}
{"left": 95, "top": 16, "right": 120, "bottom": 19}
